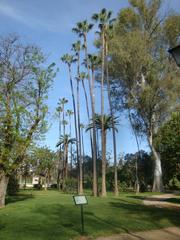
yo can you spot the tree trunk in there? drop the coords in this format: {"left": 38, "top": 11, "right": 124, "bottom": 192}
{"left": 101, "top": 31, "right": 106, "bottom": 197}
{"left": 101, "top": 130, "right": 107, "bottom": 197}
{"left": 128, "top": 110, "right": 140, "bottom": 193}
{"left": 84, "top": 34, "right": 97, "bottom": 196}
{"left": 68, "top": 64, "right": 79, "bottom": 193}
{"left": 0, "top": 171, "right": 9, "bottom": 207}
{"left": 105, "top": 42, "right": 118, "bottom": 196}
{"left": 148, "top": 134, "right": 163, "bottom": 192}
{"left": 77, "top": 77, "right": 83, "bottom": 194}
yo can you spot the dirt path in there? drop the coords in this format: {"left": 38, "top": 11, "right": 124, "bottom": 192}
{"left": 96, "top": 227, "right": 180, "bottom": 240}
{"left": 143, "top": 193, "right": 180, "bottom": 210}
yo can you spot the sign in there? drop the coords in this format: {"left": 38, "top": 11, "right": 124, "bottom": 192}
{"left": 73, "top": 195, "right": 88, "bottom": 205}
{"left": 73, "top": 195, "right": 88, "bottom": 234}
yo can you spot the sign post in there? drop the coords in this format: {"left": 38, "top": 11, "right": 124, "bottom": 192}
{"left": 73, "top": 195, "right": 88, "bottom": 234}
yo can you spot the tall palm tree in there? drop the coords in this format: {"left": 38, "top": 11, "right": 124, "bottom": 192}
{"left": 80, "top": 123, "right": 85, "bottom": 182}
{"left": 56, "top": 135, "right": 76, "bottom": 189}
{"left": 59, "top": 98, "right": 68, "bottom": 136}
{"left": 92, "top": 8, "right": 113, "bottom": 196}
{"left": 72, "top": 21, "right": 98, "bottom": 196}
{"left": 56, "top": 104, "right": 63, "bottom": 189}
{"left": 103, "top": 17, "right": 118, "bottom": 196}
{"left": 61, "top": 54, "right": 79, "bottom": 192}
{"left": 87, "top": 114, "right": 119, "bottom": 196}
{"left": 72, "top": 41, "right": 83, "bottom": 194}
{"left": 66, "top": 109, "right": 74, "bottom": 172}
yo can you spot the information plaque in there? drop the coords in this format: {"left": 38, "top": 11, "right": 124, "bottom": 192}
{"left": 73, "top": 195, "right": 88, "bottom": 205}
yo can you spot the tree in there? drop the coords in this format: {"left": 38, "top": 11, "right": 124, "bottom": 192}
{"left": 72, "top": 41, "right": 83, "bottom": 194}
{"left": 56, "top": 135, "right": 76, "bottom": 189}
{"left": 0, "top": 35, "right": 55, "bottom": 207}
{"left": 72, "top": 21, "right": 98, "bottom": 196}
{"left": 66, "top": 109, "right": 74, "bottom": 172}
{"left": 109, "top": 0, "right": 180, "bottom": 192}
{"left": 61, "top": 54, "right": 80, "bottom": 191}
{"left": 155, "top": 112, "right": 180, "bottom": 187}
{"left": 87, "top": 114, "right": 118, "bottom": 196}
{"left": 92, "top": 9, "right": 114, "bottom": 196}
{"left": 32, "top": 146, "right": 56, "bottom": 190}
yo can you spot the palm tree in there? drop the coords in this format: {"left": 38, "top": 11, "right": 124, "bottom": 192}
{"left": 103, "top": 16, "right": 118, "bottom": 196}
{"left": 80, "top": 123, "right": 85, "bottom": 182}
{"left": 59, "top": 98, "right": 68, "bottom": 136}
{"left": 56, "top": 135, "right": 76, "bottom": 189}
{"left": 72, "top": 42, "right": 84, "bottom": 194}
{"left": 61, "top": 54, "right": 79, "bottom": 191}
{"left": 56, "top": 104, "right": 63, "bottom": 189}
{"left": 66, "top": 109, "right": 74, "bottom": 172}
{"left": 72, "top": 21, "right": 98, "bottom": 196}
{"left": 92, "top": 8, "right": 113, "bottom": 196}
{"left": 87, "top": 114, "right": 119, "bottom": 196}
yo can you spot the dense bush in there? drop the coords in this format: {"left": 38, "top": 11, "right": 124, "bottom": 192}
{"left": 7, "top": 175, "right": 19, "bottom": 195}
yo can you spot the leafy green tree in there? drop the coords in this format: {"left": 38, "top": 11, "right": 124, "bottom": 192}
{"left": 0, "top": 35, "right": 55, "bottom": 207}
{"left": 109, "top": 0, "right": 180, "bottom": 192}
{"left": 32, "top": 146, "right": 56, "bottom": 190}
{"left": 155, "top": 112, "right": 180, "bottom": 187}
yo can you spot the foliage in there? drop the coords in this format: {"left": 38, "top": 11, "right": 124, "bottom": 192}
{"left": 0, "top": 35, "right": 56, "bottom": 177}
{"left": 7, "top": 175, "right": 19, "bottom": 195}
{"left": 155, "top": 112, "right": 180, "bottom": 187}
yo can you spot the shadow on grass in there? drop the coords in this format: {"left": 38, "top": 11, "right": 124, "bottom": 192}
{"left": 166, "top": 198, "right": 180, "bottom": 204}
{"left": 5, "top": 193, "right": 34, "bottom": 205}
{"left": 1, "top": 196, "right": 180, "bottom": 240}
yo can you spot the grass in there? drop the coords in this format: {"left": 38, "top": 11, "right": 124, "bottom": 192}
{"left": 0, "top": 190, "right": 179, "bottom": 240}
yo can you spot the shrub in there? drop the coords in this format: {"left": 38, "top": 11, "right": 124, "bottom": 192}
{"left": 7, "top": 175, "right": 19, "bottom": 195}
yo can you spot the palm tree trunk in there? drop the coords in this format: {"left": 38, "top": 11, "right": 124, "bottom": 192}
{"left": 77, "top": 78, "right": 83, "bottom": 194}
{"left": 81, "top": 127, "right": 85, "bottom": 186}
{"left": 84, "top": 34, "right": 97, "bottom": 196}
{"left": 105, "top": 42, "right": 118, "bottom": 196}
{"left": 81, "top": 78, "right": 94, "bottom": 159}
{"left": 101, "top": 31, "right": 106, "bottom": 197}
{"left": 101, "top": 129, "right": 107, "bottom": 196}
{"left": 57, "top": 111, "right": 62, "bottom": 190}
{"left": 68, "top": 64, "right": 79, "bottom": 193}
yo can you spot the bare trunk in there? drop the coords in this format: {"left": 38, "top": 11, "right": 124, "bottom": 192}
{"left": 101, "top": 32, "right": 106, "bottom": 197}
{"left": 65, "top": 144, "right": 68, "bottom": 179}
{"left": 128, "top": 110, "right": 140, "bottom": 193}
{"left": 0, "top": 171, "right": 9, "bottom": 207}
{"left": 148, "top": 133, "right": 163, "bottom": 192}
{"left": 101, "top": 130, "right": 107, "bottom": 197}
{"left": 77, "top": 75, "right": 83, "bottom": 194}
{"left": 84, "top": 34, "right": 97, "bottom": 196}
{"left": 105, "top": 42, "right": 118, "bottom": 196}
{"left": 68, "top": 64, "right": 79, "bottom": 193}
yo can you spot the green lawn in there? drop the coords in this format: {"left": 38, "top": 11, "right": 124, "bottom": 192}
{"left": 0, "top": 190, "right": 179, "bottom": 240}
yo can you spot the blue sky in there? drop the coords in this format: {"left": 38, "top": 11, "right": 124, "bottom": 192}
{"left": 0, "top": 0, "right": 179, "bottom": 159}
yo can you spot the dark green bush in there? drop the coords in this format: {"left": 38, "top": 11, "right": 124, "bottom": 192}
{"left": 7, "top": 175, "right": 19, "bottom": 195}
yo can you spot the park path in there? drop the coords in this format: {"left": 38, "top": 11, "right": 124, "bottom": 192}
{"left": 95, "top": 227, "right": 180, "bottom": 240}
{"left": 143, "top": 193, "right": 180, "bottom": 210}
{"left": 79, "top": 193, "right": 180, "bottom": 240}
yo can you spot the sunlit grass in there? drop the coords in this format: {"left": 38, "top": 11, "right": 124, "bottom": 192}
{"left": 0, "top": 190, "right": 179, "bottom": 240}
